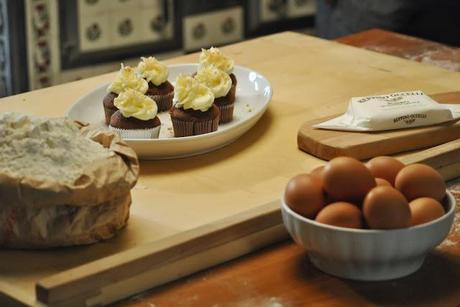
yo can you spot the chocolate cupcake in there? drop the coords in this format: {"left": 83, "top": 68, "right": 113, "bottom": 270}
{"left": 170, "top": 75, "right": 219, "bottom": 137}
{"left": 136, "top": 57, "right": 174, "bottom": 112}
{"left": 103, "top": 92, "right": 118, "bottom": 125}
{"left": 103, "top": 64, "right": 148, "bottom": 125}
{"left": 109, "top": 89, "right": 161, "bottom": 139}
{"left": 195, "top": 65, "right": 235, "bottom": 123}
{"left": 199, "top": 47, "right": 237, "bottom": 90}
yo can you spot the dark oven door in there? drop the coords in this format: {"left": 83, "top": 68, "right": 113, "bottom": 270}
{"left": 59, "top": 0, "right": 180, "bottom": 70}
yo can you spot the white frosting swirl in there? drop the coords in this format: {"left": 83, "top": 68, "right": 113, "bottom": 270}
{"left": 136, "top": 56, "right": 169, "bottom": 86}
{"left": 108, "top": 64, "right": 148, "bottom": 94}
{"left": 195, "top": 65, "right": 232, "bottom": 98}
{"left": 199, "top": 47, "right": 234, "bottom": 73}
{"left": 113, "top": 89, "right": 158, "bottom": 120}
{"left": 174, "top": 75, "right": 214, "bottom": 112}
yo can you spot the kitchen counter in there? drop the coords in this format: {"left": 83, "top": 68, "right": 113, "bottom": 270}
{"left": 116, "top": 29, "right": 460, "bottom": 307}
{"left": 1, "top": 29, "right": 460, "bottom": 306}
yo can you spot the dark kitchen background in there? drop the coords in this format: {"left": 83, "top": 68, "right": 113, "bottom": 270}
{"left": 0, "top": 0, "right": 316, "bottom": 97}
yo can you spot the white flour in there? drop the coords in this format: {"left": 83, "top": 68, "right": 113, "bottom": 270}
{"left": 0, "top": 112, "right": 112, "bottom": 184}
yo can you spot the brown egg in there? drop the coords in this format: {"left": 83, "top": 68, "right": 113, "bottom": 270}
{"left": 315, "top": 202, "right": 363, "bottom": 229}
{"left": 309, "top": 165, "right": 336, "bottom": 205}
{"left": 409, "top": 197, "right": 445, "bottom": 226}
{"left": 366, "top": 156, "right": 405, "bottom": 186}
{"left": 395, "top": 164, "right": 446, "bottom": 201}
{"left": 323, "top": 157, "right": 376, "bottom": 203}
{"left": 284, "top": 174, "right": 324, "bottom": 218}
{"left": 363, "top": 186, "right": 411, "bottom": 229}
{"left": 310, "top": 166, "right": 324, "bottom": 182}
{"left": 375, "top": 178, "right": 392, "bottom": 187}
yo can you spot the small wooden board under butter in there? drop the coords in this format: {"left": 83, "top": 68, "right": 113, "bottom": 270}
{"left": 1, "top": 32, "right": 460, "bottom": 306}
{"left": 298, "top": 92, "right": 460, "bottom": 160}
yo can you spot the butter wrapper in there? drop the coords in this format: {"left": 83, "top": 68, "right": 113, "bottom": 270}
{"left": 314, "top": 91, "right": 460, "bottom": 132}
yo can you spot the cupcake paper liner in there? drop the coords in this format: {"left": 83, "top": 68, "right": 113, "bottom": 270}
{"left": 171, "top": 118, "right": 195, "bottom": 137}
{"left": 194, "top": 117, "right": 219, "bottom": 135}
{"left": 217, "top": 103, "right": 235, "bottom": 124}
{"left": 109, "top": 125, "right": 161, "bottom": 139}
{"left": 171, "top": 117, "right": 219, "bottom": 137}
{"left": 148, "top": 92, "right": 174, "bottom": 112}
{"left": 215, "top": 85, "right": 236, "bottom": 124}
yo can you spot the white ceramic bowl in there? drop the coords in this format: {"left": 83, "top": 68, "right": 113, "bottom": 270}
{"left": 281, "top": 191, "right": 456, "bottom": 281}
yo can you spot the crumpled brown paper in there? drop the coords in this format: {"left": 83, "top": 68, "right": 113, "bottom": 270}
{"left": 0, "top": 123, "right": 139, "bottom": 248}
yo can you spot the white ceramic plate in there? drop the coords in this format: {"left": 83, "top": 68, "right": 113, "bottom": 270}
{"left": 67, "top": 64, "right": 272, "bottom": 159}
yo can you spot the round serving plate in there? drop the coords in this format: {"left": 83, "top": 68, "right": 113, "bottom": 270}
{"left": 67, "top": 64, "right": 272, "bottom": 160}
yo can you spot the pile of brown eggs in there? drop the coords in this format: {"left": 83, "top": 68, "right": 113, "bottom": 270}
{"left": 284, "top": 156, "right": 447, "bottom": 229}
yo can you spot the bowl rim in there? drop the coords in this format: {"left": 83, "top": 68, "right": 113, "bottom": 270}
{"left": 281, "top": 191, "right": 456, "bottom": 234}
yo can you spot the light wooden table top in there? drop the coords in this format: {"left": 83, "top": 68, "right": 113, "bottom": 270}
{"left": 2, "top": 30, "right": 460, "bottom": 306}
{"left": 115, "top": 30, "right": 460, "bottom": 307}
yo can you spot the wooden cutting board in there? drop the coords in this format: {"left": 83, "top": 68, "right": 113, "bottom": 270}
{"left": 298, "top": 92, "right": 460, "bottom": 160}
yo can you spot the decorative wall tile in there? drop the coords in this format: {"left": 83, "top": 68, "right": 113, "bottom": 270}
{"left": 141, "top": 0, "right": 159, "bottom": 9}
{"left": 183, "top": 7, "right": 243, "bottom": 52}
{"left": 259, "top": 0, "right": 286, "bottom": 23}
{"left": 139, "top": 6, "right": 174, "bottom": 42}
{"left": 78, "top": 12, "right": 110, "bottom": 52}
{"left": 77, "top": 0, "right": 111, "bottom": 15}
{"left": 110, "top": 8, "right": 143, "bottom": 47}
{"left": 109, "top": 0, "right": 142, "bottom": 11}
{"left": 287, "top": 0, "right": 315, "bottom": 18}
{"left": 77, "top": 0, "right": 173, "bottom": 51}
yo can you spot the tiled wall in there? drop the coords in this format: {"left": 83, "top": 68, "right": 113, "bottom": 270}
{"left": 3, "top": 0, "right": 315, "bottom": 95}
{"left": 77, "top": 0, "right": 174, "bottom": 52}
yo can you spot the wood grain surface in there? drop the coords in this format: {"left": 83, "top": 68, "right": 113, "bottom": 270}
{"left": 337, "top": 29, "right": 460, "bottom": 72}
{"left": 2, "top": 31, "right": 460, "bottom": 306}
{"left": 117, "top": 185, "right": 460, "bottom": 307}
{"left": 114, "top": 29, "right": 460, "bottom": 307}
{"left": 297, "top": 91, "right": 460, "bottom": 160}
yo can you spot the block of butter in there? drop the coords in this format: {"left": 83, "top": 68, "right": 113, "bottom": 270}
{"left": 314, "top": 91, "right": 460, "bottom": 131}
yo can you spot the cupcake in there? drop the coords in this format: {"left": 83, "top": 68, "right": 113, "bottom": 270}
{"left": 103, "top": 64, "right": 148, "bottom": 125}
{"left": 195, "top": 65, "right": 235, "bottom": 123}
{"left": 109, "top": 89, "right": 161, "bottom": 139}
{"left": 136, "top": 56, "right": 174, "bottom": 112}
{"left": 199, "top": 47, "right": 237, "bottom": 88}
{"left": 170, "top": 75, "right": 219, "bottom": 137}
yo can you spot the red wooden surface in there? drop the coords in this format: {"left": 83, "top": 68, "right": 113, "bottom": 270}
{"left": 337, "top": 29, "right": 460, "bottom": 72}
